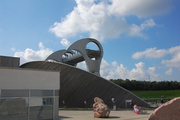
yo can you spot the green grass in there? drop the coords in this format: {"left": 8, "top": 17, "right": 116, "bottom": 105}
{"left": 130, "top": 90, "right": 180, "bottom": 99}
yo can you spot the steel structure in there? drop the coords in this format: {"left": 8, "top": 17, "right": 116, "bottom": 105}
{"left": 46, "top": 38, "right": 103, "bottom": 76}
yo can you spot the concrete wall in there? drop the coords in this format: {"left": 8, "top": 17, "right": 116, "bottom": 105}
{"left": 0, "top": 68, "right": 60, "bottom": 90}
{"left": 0, "top": 67, "right": 60, "bottom": 120}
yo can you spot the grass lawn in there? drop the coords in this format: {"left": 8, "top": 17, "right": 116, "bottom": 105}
{"left": 130, "top": 90, "right": 180, "bottom": 99}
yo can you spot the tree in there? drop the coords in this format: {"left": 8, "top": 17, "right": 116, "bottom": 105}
{"left": 110, "top": 79, "right": 180, "bottom": 90}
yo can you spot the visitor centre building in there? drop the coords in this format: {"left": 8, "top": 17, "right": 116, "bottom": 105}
{"left": 0, "top": 56, "right": 60, "bottom": 120}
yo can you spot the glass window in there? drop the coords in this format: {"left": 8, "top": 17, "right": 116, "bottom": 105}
{"left": 0, "top": 98, "right": 28, "bottom": 120}
{"left": 31, "top": 90, "right": 53, "bottom": 97}
{"left": 1, "top": 90, "right": 29, "bottom": 97}
{"left": 55, "top": 90, "right": 59, "bottom": 96}
{"left": 29, "top": 97, "right": 53, "bottom": 120}
{"left": 43, "top": 98, "right": 53, "bottom": 106}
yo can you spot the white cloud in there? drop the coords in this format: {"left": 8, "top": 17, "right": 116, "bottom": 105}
{"left": 99, "top": 60, "right": 161, "bottom": 81}
{"left": 77, "top": 58, "right": 162, "bottom": 81}
{"left": 132, "top": 46, "right": 180, "bottom": 68}
{"left": 129, "top": 62, "right": 146, "bottom": 79}
{"left": 77, "top": 59, "right": 159, "bottom": 80}
{"left": 168, "top": 46, "right": 180, "bottom": 53}
{"left": 108, "top": 0, "right": 172, "bottom": 17}
{"left": 163, "top": 46, "right": 180, "bottom": 68}
{"left": 49, "top": 0, "right": 172, "bottom": 41}
{"left": 14, "top": 42, "right": 53, "bottom": 64}
{"left": 11, "top": 47, "right": 16, "bottom": 51}
{"left": 162, "top": 52, "right": 180, "bottom": 68}
{"left": 129, "top": 19, "right": 156, "bottom": 38}
{"left": 140, "top": 19, "right": 156, "bottom": 29}
{"left": 165, "top": 68, "right": 173, "bottom": 75}
{"left": 132, "top": 47, "right": 167, "bottom": 59}
{"left": 60, "top": 38, "right": 71, "bottom": 47}
{"left": 147, "top": 67, "right": 161, "bottom": 81}
{"left": 76, "top": 61, "right": 87, "bottom": 70}
{"left": 100, "top": 59, "right": 112, "bottom": 77}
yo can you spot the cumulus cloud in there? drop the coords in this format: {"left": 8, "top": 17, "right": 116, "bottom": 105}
{"left": 132, "top": 47, "right": 167, "bottom": 59}
{"left": 76, "top": 58, "right": 162, "bottom": 81}
{"left": 76, "top": 61, "right": 87, "bottom": 71}
{"left": 60, "top": 38, "right": 71, "bottom": 47}
{"left": 77, "top": 59, "right": 155, "bottom": 80}
{"left": 129, "top": 19, "right": 156, "bottom": 38}
{"left": 162, "top": 52, "right": 180, "bottom": 68}
{"left": 132, "top": 46, "right": 180, "bottom": 68}
{"left": 147, "top": 67, "right": 161, "bottom": 80}
{"left": 101, "top": 61, "right": 162, "bottom": 81}
{"left": 165, "top": 68, "right": 173, "bottom": 75}
{"left": 49, "top": 0, "right": 172, "bottom": 41}
{"left": 14, "top": 42, "right": 53, "bottom": 64}
{"left": 96, "top": 59, "right": 161, "bottom": 80}
{"left": 108, "top": 0, "right": 172, "bottom": 17}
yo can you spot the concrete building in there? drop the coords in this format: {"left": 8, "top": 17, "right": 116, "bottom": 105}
{"left": 0, "top": 56, "right": 60, "bottom": 120}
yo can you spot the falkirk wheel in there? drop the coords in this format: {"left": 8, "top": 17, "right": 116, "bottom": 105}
{"left": 21, "top": 38, "right": 150, "bottom": 108}
{"left": 46, "top": 38, "right": 103, "bottom": 76}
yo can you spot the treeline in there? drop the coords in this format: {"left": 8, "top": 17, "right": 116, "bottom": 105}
{"left": 110, "top": 79, "right": 180, "bottom": 90}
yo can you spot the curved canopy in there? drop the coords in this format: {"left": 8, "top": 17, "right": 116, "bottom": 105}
{"left": 21, "top": 61, "right": 150, "bottom": 108}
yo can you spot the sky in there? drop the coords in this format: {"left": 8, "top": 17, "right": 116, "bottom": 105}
{"left": 0, "top": 0, "right": 180, "bottom": 81}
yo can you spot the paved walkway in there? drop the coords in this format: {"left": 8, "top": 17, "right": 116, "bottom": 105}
{"left": 59, "top": 109, "right": 154, "bottom": 120}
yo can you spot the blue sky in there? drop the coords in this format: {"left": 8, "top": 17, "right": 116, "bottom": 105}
{"left": 0, "top": 0, "right": 180, "bottom": 81}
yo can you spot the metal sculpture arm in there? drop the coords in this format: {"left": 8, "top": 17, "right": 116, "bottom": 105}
{"left": 66, "top": 38, "right": 103, "bottom": 76}
{"left": 46, "top": 38, "right": 103, "bottom": 76}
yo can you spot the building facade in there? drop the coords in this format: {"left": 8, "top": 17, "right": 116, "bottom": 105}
{"left": 0, "top": 56, "right": 60, "bottom": 120}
